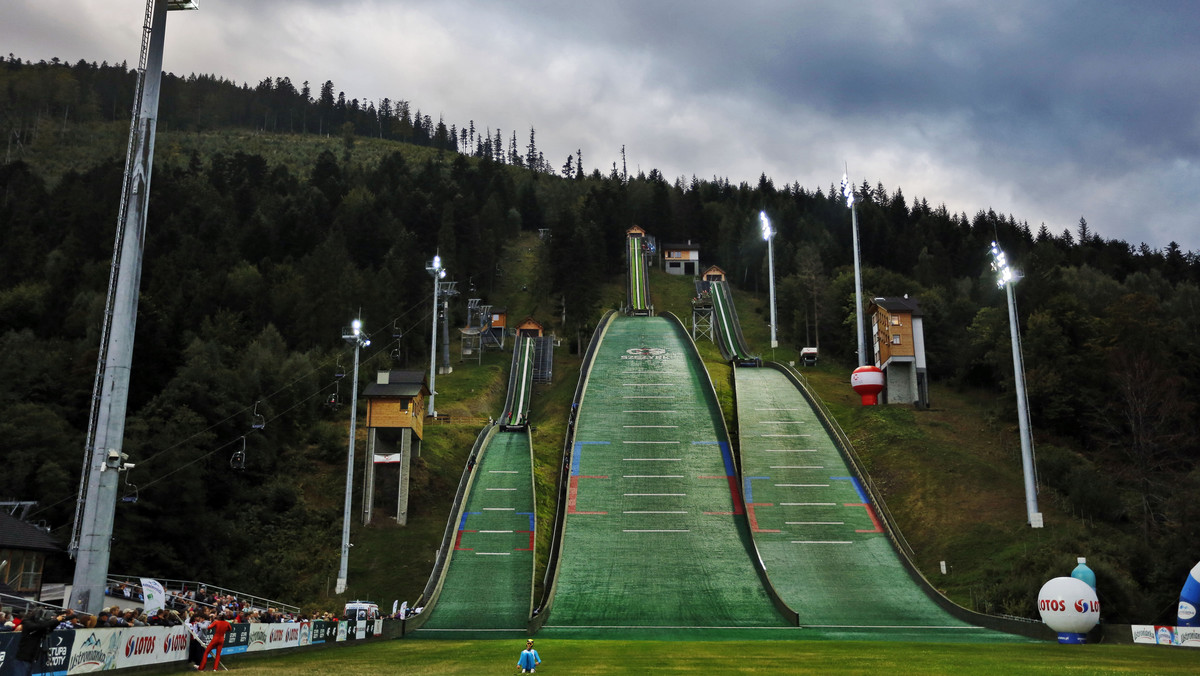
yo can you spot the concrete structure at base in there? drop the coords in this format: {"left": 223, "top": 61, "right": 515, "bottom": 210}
{"left": 869, "top": 296, "right": 929, "bottom": 408}
{"left": 361, "top": 370, "right": 430, "bottom": 525}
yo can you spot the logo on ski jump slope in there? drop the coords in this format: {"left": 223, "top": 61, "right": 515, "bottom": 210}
{"left": 622, "top": 347, "right": 671, "bottom": 360}
{"left": 626, "top": 348, "right": 666, "bottom": 356}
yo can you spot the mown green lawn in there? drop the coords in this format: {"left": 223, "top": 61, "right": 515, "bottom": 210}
{"left": 204, "top": 638, "right": 1196, "bottom": 675}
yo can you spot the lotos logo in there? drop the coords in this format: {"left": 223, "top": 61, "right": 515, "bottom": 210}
{"left": 164, "top": 632, "right": 190, "bottom": 653}
{"left": 1039, "top": 598, "right": 1066, "bottom": 612}
{"left": 125, "top": 635, "right": 156, "bottom": 657}
{"left": 1074, "top": 599, "right": 1100, "bottom": 613}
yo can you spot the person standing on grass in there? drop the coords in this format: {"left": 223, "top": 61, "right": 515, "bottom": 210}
{"left": 517, "top": 638, "right": 541, "bottom": 673}
{"left": 197, "top": 611, "right": 232, "bottom": 671}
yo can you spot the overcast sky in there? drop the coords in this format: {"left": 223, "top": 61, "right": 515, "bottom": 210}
{"left": 5, "top": 1, "right": 1199, "bottom": 252}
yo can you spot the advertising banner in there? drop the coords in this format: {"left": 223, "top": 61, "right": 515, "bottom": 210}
{"left": 265, "top": 623, "right": 301, "bottom": 651}
{"left": 245, "top": 623, "right": 270, "bottom": 653}
{"left": 0, "top": 629, "right": 75, "bottom": 676}
{"left": 67, "top": 628, "right": 124, "bottom": 674}
{"left": 1130, "top": 624, "right": 1200, "bottom": 647}
{"left": 298, "top": 620, "right": 312, "bottom": 647}
{"left": 0, "top": 619, "right": 389, "bottom": 676}
{"left": 309, "top": 620, "right": 332, "bottom": 645}
{"left": 115, "top": 626, "right": 192, "bottom": 670}
{"left": 220, "top": 623, "right": 252, "bottom": 656}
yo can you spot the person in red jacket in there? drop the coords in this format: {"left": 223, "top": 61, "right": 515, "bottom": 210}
{"left": 197, "top": 611, "right": 233, "bottom": 671}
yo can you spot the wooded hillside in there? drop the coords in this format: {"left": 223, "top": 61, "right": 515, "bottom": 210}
{"left": 2, "top": 55, "right": 1198, "bottom": 620}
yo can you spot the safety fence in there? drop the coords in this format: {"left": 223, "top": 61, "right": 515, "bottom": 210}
{"left": 0, "top": 618, "right": 393, "bottom": 675}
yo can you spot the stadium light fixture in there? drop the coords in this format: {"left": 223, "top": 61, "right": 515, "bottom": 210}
{"left": 843, "top": 170, "right": 867, "bottom": 367}
{"left": 760, "top": 211, "right": 778, "bottom": 349}
{"left": 426, "top": 255, "right": 446, "bottom": 417}
{"left": 989, "top": 241, "right": 1043, "bottom": 528}
{"left": 336, "top": 317, "right": 370, "bottom": 594}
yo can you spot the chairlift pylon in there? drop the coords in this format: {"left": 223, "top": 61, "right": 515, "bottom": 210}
{"left": 251, "top": 400, "right": 266, "bottom": 430}
{"left": 230, "top": 436, "right": 247, "bottom": 470}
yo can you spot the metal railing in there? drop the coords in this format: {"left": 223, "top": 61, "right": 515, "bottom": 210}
{"left": 105, "top": 575, "right": 300, "bottom": 615}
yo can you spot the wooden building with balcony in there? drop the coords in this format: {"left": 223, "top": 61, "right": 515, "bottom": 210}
{"left": 870, "top": 296, "right": 930, "bottom": 408}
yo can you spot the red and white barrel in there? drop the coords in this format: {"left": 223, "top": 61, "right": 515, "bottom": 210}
{"left": 851, "top": 365, "right": 885, "bottom": 406}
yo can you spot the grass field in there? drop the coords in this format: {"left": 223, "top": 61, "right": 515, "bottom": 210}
{"left": 203, "top": 638, "right": 1198, "bottom": 675}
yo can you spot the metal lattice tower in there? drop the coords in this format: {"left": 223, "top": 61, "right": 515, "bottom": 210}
{"left": 69, "top": 0, "right": 197, "bottom": 616}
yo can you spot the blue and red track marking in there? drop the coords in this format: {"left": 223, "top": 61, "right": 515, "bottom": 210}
{"left": 454, "top": 511, "right": 536, "bottom": 551}
{"left": 735, "top": 473, "right": 884, "bottom": 535}
{"left": 741, "top": 475, "right": 779, "bottom": 532}
{"left": 832, "top": 476, "right": 884, "bottom": 533}
{"left": 569, "top": 441, "right": 608, "bottom": 515}
{"left": 696, "top": 441, "right": 746, "bottom": 517}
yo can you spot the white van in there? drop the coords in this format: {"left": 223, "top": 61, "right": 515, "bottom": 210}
{"left": 343, "top": 600, "right": 379, "bottom": 621}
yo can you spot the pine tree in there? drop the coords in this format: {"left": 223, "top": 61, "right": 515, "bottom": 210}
{"left": 526, "top": 126, "right": 538, "bottom": 168}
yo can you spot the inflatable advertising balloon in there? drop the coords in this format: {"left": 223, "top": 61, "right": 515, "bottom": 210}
{"left": 1038, "top": 576, "right": 1099, "bottom": 644}
{"left": 1178, "top": 561, "right": 1200, "bottom": 628}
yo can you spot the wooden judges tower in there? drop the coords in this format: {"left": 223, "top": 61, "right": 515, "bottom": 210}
{"left": 361, "top": 370, "right": 429, "bottom": 525}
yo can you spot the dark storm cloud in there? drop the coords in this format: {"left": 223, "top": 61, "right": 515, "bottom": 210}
{"left": 3, "top": 0, "right": 1199, "bottom": 249}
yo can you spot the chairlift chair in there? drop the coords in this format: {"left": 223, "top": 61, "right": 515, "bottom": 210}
{"left": 230, "top": 437, "right": 247, "bottom": 470}
{"left": 334, "top": 357, "right": 346, "bottom": 380}
{"left": 120, "top": 478, "right": 139, "bottom": 504}
{"left": 326, "top": 381, "right": 340, "bottom": 407}
{"left": 251, "top": 400, "right": 266, "bottom": 430}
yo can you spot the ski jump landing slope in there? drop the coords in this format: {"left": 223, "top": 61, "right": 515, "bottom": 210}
{"left": 734, "top": 365, "right": 1033, "bottom": 641}
{"left": 415, "top": 341, "right": 539, "bottom": 635}
{"left": 543, "top": 315, "right": 788, "bottom": 632}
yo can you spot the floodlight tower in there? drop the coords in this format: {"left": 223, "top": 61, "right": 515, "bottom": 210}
{"left": 68, "top": 0, "right": 198, "bottom": 616}
{"left": 759, "top": 211, "right": 778, "bottom": 349}
{"left": 843, "top": 171, "right": 867, "bottom": 366}
{"left": 336, "top": 319, "right": 370, "bottom": 594}
{"left": 426, "top": 255, "right": 446, "bottom": 417}
{"left": 989, "top": 241, "right": 1043, "bottom": 529}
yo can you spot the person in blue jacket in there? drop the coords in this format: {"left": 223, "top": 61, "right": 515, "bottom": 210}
{"left": 517, "top": 638, "right": 541, "bottom": 673}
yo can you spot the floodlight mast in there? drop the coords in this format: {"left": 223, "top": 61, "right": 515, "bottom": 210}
{"left": 336, "top": 319, "right": 370, "bottom": 594}
{"left": 760, "top": 211, "right": 778, "bottom": 349}
{"left": 69, "top": 0, "right": 196, "bottom": 616}
{"left": 843, "top": 171, "right": 867, "bottom": 367}
{"left": 426, "top": 256, "right": 446, "bottom": 417}
{"left": 990, "top": 241, "right": 1043, "bottom": 528}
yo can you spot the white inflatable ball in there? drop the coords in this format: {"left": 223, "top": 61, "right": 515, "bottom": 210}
{"left": 1038, "top": 576, "right": 1100, "bottom": 634}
